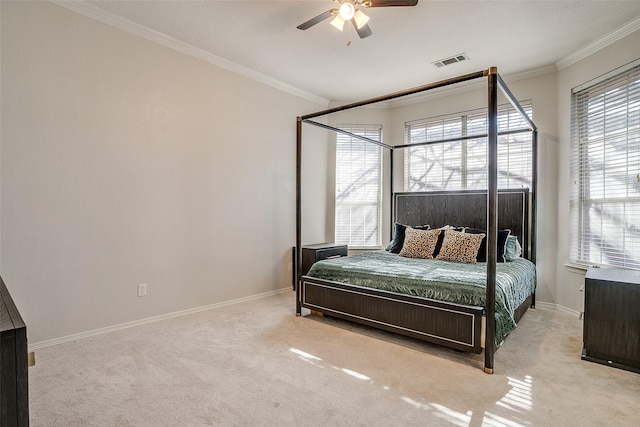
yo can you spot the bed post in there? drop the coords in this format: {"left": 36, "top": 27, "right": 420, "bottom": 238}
{"left": 530, "top": 129, "right": 538, "bottom": 307}
{"left": 485, "top": 67, "right": 499, "bottom": 374}
{"left": 531, "top": 129, "right": 538, "bottom": 264}
{"left": 390, "top": 148, "right": 395, "bottom": 240}
{"left": 296, "top": 116, "right": 303, "bottom": 316}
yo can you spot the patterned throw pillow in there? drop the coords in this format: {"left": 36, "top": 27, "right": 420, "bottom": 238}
{"left": 433, "top": 225, "right": 465, "bottom": 257}
{"left": 398, "top": 228, "right": 441, "bottom": 259}
{"left": 435, "top": 229, "right": 485, "bottom": 263}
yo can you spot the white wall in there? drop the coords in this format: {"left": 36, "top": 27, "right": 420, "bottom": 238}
{"left": 0, "top": 1, "right": 325, "bottom": 344}
{"left": 555, "top": 29, "right": 640, "bottom": 313}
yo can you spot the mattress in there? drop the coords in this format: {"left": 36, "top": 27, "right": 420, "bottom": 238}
{"left": 306, "top": 250, "right": 536, "bottom": 345}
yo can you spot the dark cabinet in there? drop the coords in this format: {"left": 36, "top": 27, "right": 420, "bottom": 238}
{"left": 0, "top": 276, "right": 29, "bottom": 426}
{"left": 301, "top": 243, "right": 348, "bottom": 276}
{"left": 582, "top": 267, "right": 640, "bottom": 373}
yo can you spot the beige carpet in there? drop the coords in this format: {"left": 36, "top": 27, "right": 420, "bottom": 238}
{"left": 29, "top": 291, "right": 639, "bottom": 426}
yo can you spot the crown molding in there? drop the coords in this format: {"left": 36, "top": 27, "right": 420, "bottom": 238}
{"left": 49, "top": 1, "right": 330, "bottom": 107}
{"left": 556, "top": 15, "right": 640, "bottom": 70}
{"left": 501, "top": 64, "right": 558, "bottom": 83}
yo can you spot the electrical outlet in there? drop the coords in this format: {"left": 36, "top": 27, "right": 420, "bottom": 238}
{"left": 288, "top": 262, "right": 293, "bottom": 272}
{"left": 137, "top": 283, "right": 147, "bottom": 297}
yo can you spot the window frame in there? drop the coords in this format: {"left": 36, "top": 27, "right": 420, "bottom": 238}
{"left": 403, "top": 102, "right": 534, "bottom": 192}
{"left": 569, "top": 59, "right": 640, "bottom": 270}
{"left": 334, "top": 124, "right": 384, "bottom": 249}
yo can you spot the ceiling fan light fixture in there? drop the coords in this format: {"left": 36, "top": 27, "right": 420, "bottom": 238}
{"left": 338, "top": 2, "right": 356, "bottom": 20}
{"left": 330, "top": 14, "right": 346, "bottom": 31}
{"left": 297, "top": 0, "right": 418, "bottom": 39}
{"left": 353, "top": 9, "right": 370, "bottom": 29}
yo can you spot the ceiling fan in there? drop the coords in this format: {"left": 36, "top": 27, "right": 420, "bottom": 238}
{"left": 297, "top": 0, "right": 419, "bottom": 39}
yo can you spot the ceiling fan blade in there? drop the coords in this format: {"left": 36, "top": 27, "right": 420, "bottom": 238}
{"left": 365, "top": 0, "right": 418, "bottom": 7}
{"left": 352, "top": 20, "right": 373, "bottom": 39}
{"left": 297, "top": 9, "right": 335, "bottom": 30}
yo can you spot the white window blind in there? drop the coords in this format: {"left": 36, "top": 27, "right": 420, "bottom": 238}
{"left": 570, "top": 59, "right": 640, "bottom": 269}
{"left": 335, "top": 124, "right": 383, "bottom": 247}
{"left": 404, "top": 103, "right": 533, "bottom": 191}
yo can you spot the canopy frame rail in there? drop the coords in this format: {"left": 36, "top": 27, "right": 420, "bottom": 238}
{"left": 303, "top": 120, "right": 393, "bottom": 150}
{"left": 300, "top": 70, "right": 487, "bottom": 121}
{"left": 393, "top": 127, "right": 533, "bottom": 150}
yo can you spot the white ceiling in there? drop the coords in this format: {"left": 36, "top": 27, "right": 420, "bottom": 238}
{"left": 73, "top": 0, "right": 640, "bottom": 104}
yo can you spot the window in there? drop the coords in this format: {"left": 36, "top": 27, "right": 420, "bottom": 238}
{"left": 404, "top": 102, "right": 533, "bottom": 191}
{"left": 335, "top": 124, "right": 383, "bottom": 247}
{"left": 570, "top": 60, "right": 640, "bottom": 269}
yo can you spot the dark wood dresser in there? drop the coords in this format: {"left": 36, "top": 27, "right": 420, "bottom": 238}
{"left": 582, "top": 267, "right": 640, "bottom": 373}
{"left": 301, "top": 243, "right": 348, "bottom": 276}
{"left": 0, "top": 276, "right": 29, "bottom": 425}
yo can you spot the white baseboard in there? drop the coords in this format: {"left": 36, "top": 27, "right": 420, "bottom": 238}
{"left": 535, "top": 301, "right": 582, "bottom": 318}
{"left": 29, "top": 287, "right": 292, "bottom": 351}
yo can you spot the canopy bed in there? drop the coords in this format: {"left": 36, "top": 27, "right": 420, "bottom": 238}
{"left": 295, "top": 67, "right": 538, "bottom": 374}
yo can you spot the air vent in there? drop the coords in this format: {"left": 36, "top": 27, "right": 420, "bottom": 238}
{"left": 433, "top": 53, "right": 469, "bottom": 68}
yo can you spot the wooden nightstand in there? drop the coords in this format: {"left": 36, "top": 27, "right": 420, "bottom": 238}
{"left": 301, "top": 243, "right": 348, "bottom": 276}
{"left": 582, "top": 267, "right": 640, "bottom": 373}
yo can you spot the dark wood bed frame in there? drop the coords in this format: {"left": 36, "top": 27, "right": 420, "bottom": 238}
{"left": 295, "top": 68, "right": 538, "bottom": 373}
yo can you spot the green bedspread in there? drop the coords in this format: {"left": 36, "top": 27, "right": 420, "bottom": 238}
{"left": 307, "top": 250, "right": 536, "bottom": 346}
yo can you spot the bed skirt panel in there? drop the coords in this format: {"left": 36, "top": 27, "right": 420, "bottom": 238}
{"left": 301, "top": 277, "right": 484, "bottom": 353}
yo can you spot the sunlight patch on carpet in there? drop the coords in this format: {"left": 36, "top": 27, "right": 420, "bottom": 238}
{"left": 341, "top": 368, "right": 370, "bottom": 381}
{"left": 483, "top": 375, "right": 533, "bottom": 427}
{"left": 398, "top": 375, "right": 533, "bottom": 427}
{"left": 400, "top": 396, "right": 472, "bottom": 426}
{"left": 289, "top": 347, "right": 322, "bottom": 361}
{"left": 496, "top": 375, "right": 533, "bottom": 413}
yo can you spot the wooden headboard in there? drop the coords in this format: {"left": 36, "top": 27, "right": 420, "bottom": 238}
{"left": 394, "top": 189, "right": 531, "bottom": 259}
